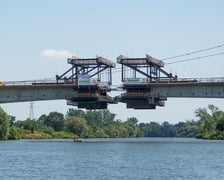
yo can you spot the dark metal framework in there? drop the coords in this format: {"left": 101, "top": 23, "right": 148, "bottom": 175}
{"left": 56, "top": 56, "right": 115, "bottom": 85}
{"left": 117, "top": 54, "right": 177, "bottom": 82}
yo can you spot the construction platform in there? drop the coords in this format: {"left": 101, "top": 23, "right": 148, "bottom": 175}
{"left": 56, "top": 55, "right": 116, "bottom": 109}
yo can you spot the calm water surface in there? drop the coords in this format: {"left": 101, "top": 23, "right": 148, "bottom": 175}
{"left": 0, "top": 138, "right": 224, "bottom": 180}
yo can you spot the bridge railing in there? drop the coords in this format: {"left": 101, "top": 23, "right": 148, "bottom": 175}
{"left": 122, "top": 77, "right": 224, "bottom": 84}
{"left": 1, "top": 78, "right": 112, "bottom": 87}
{"left": 2, "top": 77, "right": 224, "bottom": 87}
{"left": 3, "top": 79, "right": 56, "bottom": 86}
{"left": 178, "top": 77, "right": 224, "bottom": 83}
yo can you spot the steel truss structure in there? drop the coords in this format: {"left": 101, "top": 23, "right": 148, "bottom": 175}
{"left": 56, "top": 56, "right": 115, "bottom": 85}
{"left": 117, "top": 54, "right": 177, "bottom": 82}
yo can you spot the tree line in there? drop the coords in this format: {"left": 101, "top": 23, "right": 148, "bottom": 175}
{"left": 0, "top": 108, "right": 142, "bottom": 140}
{"left": 1, "top": 104, "right": 224, "bottom": 140}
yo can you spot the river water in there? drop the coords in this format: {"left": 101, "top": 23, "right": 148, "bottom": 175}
{"left": 0, "top": 138, "right": 224, "bottom": 180}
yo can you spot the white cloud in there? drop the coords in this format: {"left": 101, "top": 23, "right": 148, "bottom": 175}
{"left": 40, "top": 49, "right": 76, "bottom": 58}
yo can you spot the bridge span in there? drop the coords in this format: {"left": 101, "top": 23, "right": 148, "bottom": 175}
{"left": 150, "top": 80, "right": 224, "bottom": 98}
{"left": 0, "top": 83, "right": 76, "bottom": 103}
{"left": 115, "top": 78, "right": 224, "bottom": 109}
{"left": 1, "top": 54, "right": 224, "bottom": 110}
{"left": 1, "top": 78, "right": 224, "bottom": 110}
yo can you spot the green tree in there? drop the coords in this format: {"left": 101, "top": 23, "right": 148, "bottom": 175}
{"left": 195, "top": 105, "right": 224, "bottom": 139}
{"left": 101, "top": 110, "right": 116, "bottom": 126}
{"left": 139, "top": 122, "right": 162, "bottom": 137}
{"left": 216, "top": 117, "right": 224, "bottom": 131}
{"left": 195, "top": 107, "right": 213, "bottom": 135}
{"left": 9, "top": 115, "right": 16, "bottom": 127}
{"left": 85, "top": 110, "right": 116, "bottom": 130}
{"left": 37, "top": 114, "right": 48, "bottom": 124}
{"left": 161, "top": 121, "right": 176, "bottom": 137}
{"left": 175, "top": 120, "right": 197, "bottom": 137}
{"left": 85, "top": 110, "right": 103, "bottom": 130}
{"left": 16, "top": 119, "right": 38, "bottom": 133}
{"left": 44, "top": 112, "right": 65, "bottom": 131}
{"left": 124, "top": 117, "right": 142, "bottom": 137}
{"left": 66, "top": 108, "right": 86, "bottom": 118}
{"left": 0, "top": 107, "right": 10, "bottom": 140}
{"left": 65, "top": 116, "right": 91, "bottom": 137}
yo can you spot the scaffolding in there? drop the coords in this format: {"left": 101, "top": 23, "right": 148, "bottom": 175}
{"left": 56, "top": 56, "right": 116, "bottom": 109}
{"left": 116, "top": 54, "right": 172, "bottom": 109}
{"left": 56, "top": 56, "right": 115, "bottom": 86}
{"left": 117, "top": 54, "right": 177, "bottom": 82}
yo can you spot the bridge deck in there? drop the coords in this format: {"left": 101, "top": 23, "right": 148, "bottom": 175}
{"left": 0, "top": 84, "right": 76, "bottom": 103}
{"left": 149, "top": 81, "right": 224, "bottom": 98}
{"left": 1, "top": 80, "right": 224, "bottom": 108}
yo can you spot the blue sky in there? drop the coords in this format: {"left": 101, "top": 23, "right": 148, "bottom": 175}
{"left": 1, "top": 0, "right": 224, "bottom": 123}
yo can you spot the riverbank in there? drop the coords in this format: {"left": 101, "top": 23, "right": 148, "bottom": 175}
{"left": 19, "top": 130, "right": 75, "bottom": 139}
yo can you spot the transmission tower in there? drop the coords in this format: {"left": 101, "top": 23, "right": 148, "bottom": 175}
{"left": 29, "top": 102, "right": 34, "bottom": 120}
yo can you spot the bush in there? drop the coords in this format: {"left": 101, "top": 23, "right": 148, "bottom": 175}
{"left": 216, "top": 131, "right": 224, "bottom": 140}
{"left": 8, "top": 127, "right": 21, "bottom": 140}
{"left": 20, "top": 130, "right": 51, "bottom": 139}
{"left": 94, "top": 128, "right": 109, "bottom": 138}
{"left": 51, "top": 131, "right": 74, "bottom": 139}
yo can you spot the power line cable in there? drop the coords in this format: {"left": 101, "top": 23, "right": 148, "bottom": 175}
{"left": 167, "top": 52, "right": 224, "bottom": 65}
{"left": 162, "top": 44, "right": 224, "bottom": 61}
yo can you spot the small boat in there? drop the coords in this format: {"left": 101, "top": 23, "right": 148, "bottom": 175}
{"left": 74, "top": 138, "right": 82, "bottom": 142}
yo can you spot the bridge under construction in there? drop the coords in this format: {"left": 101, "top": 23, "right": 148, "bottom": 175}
{"left": 1, "top": 54, "right": 224, "bottom": 110}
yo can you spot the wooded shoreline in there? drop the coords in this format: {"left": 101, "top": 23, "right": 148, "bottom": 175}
{"left": 1, "top": 104, "right": 224, "bottom": 140}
